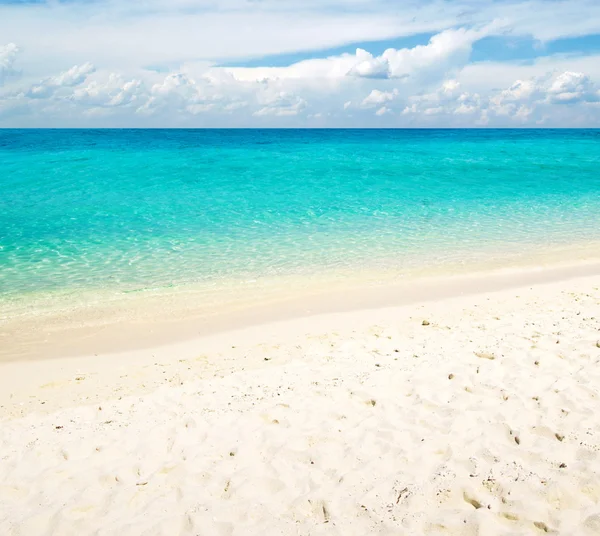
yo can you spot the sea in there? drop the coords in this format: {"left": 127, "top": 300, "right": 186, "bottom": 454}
{"left": 2, "top": 129, "right": 600, "bottom": 321}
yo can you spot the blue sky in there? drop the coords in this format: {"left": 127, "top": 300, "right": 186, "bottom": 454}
{"left": 1, "top": 0, "right": 600, "bottom": 126}
{"left": 223, "top": 33, "right": 600, "bottom": 68}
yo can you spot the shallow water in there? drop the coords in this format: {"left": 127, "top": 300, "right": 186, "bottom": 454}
{"left": 2, "top": 129, "right": 600, "bottom": 316}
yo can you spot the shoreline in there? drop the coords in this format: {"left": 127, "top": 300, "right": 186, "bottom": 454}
{"left": 1, "top": 266, "right": 599, "bottom": 534}
{"left": 1, "top": 261, "right": 599, "bottom": 419}
{"left": 2, "top": 249, "right": 600, "bottom": 363}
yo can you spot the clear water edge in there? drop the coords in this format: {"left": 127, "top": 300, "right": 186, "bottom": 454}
{"left": 2, "top": 129, "right": 600, "bottom": 329}
{"left": 2, "top": 239, "right": 600, "bottom": 326}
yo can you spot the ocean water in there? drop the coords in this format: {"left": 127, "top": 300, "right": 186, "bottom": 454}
{"left": 2, "top": 129, "right": 600, "bottom": 316}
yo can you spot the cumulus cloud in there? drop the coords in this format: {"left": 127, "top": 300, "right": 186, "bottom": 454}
{"left": 381, "top": 28, "right": 488, "bottom": 80}
{"left": 254, "top": 92, "right": 307, "bottom": 117}
{"left": 53, "top": 63, "right": 96, "bottom": 87}
{"left": 2, "top": 0, "right": 600, "bottom": 124}
{"left": 72, "top": 74, "right": 144, "bottom": 108}
{"left": 400, "top": 70, "right": 600, "bottom": 125}
{"left": 226, "top": 51, "right": 370, "bottom": 82}
{"left": 375, "top": 106, "right": 392, "bottom": 116}
{"left": 2, "top": 30, "right": 600, "bottom": 127}
{"left": 496, "top": 79, "right": 537, "bottom": 102}
{"left": 546, "top": 71, "right": 600, "bottom": 104}
{"left": 223, "top": 101, "right": 248, "bottom": 112}
{"left": 0, "top": 43, "right": 20, "bottom": 84}
{"left": 137, "top": 72, "right": 216, "bottom": 115}
{"left": 226, "top": 27, "right": 490, "bottom": 85}
{"left": 361, "top": 89, "right": 399, "bottom": 107}
{"left": 347, "top": 53, "right": 390, "bottom": 79}
{"left": 487, "top": 70, "right": 600, "bottom": 120}
{"left": 402, "top": 79, "right": 482, "bottom": 117}
{"left": 26, "top": 63, "right": 96, "bottom": 99}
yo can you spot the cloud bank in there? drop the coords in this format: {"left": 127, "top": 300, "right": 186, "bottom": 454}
{"left": 1, "top": 0, "right": 600, "bottom": 126}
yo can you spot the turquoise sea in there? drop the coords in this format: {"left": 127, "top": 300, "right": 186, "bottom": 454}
{"left": 2, "top": 129, "right": 600, "bottom": 317}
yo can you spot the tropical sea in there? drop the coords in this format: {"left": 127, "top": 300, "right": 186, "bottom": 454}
{"left": 2, "top": 129, "right": 600, "bottom": 325}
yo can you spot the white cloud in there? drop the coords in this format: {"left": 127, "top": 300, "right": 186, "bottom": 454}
{"left": 456, "top": 51, "right": 600, "bottom": 96}
{"left": 26, "top": 63, "right": 96, "bottom": 99}
{"left": 402, "top": 79, "right": 480, "bottom": 117}
{"left": 186, "top": 103, "right": 216, "bottom": 114}
{"left": 0, "top": 2, "right": 454, "bottom": 75}
{"left": 347, "top": 54, "right": 390, "bottom": 79}
{"left": 381, "top": 27, "right": 490, "bottom": 80}
{"left": 546, "top": 71, "right": 600, "bottom": 103}
{"left": 3, "top": 10, "right": 600, "bottom": 128}
{"left": 361, "top": 89, "right": 399, "bottom": 107}
{"left": 53, "top": 63, "right": 96, "bottom": 87}
{"left": 82, "top": 107, "right": 114, "bottom": 118}
{"left": 253, "top": 93, "right": 307, "bottom": 117}
{"left": 226, "top": 27, "right": 491, "bottom": 85}
{"left": 423, "top": 106, "right": 444, "bottom": 115}
{"left": 488, "top": 70, "right": 600, "bottom": 117}
{"left": 515, "top": 105, "right": 533, "bottom": 120}
{"left": 3, "top": 0, "right": 600, "bottom": 80}
{"left": 223, "top": 101, "right": 248, "bottom": 112}
{"left": 402, "top": 69, "right": 600, "bottom": 125}
{"left": 71, "top": 74, "right": 144, "bottom": 109}
{"left": 4, "top": 57, "right": 600, "bottom": 126}
{"left": 0, "top": 43, "right": 20, "bottom": 84}
{"left": 454, "top": 102, "right": 478, "bottom": 115}
{"left": 497, "top": 79, "right": 537, "bottom": 102}
{"left": 137, "top": 72, "right": 216, "bottom": 115}
{"left": 442, "top": 79, "right": 461, "bottom": 93}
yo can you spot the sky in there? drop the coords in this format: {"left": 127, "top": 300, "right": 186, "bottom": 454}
{"left": 1, "top": 0, "right": 600, "bottom": 127}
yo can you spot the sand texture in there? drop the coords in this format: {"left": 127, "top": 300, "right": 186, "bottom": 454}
{"left": 1, "top": 276, "right": 600, "bottom": 535}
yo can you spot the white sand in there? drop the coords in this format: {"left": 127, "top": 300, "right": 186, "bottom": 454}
{"left": 1, "top": 274, "right": 600, "bottom": 535}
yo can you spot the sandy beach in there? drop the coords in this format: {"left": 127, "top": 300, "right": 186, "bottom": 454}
{"left": 1, "top": 269, "right": 600, "bottom": 535}
{"left": 4, "top": 0, "right": 600, "bottom": 532}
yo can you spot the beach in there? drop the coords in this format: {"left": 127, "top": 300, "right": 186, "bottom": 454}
{"left": 2, "top": 268, "right": 600, "bottom": 535}
{"left": 2, "top": 129, "right": 600, "bottom": 535}
{"left": 4, "top": 0, "right": 600, "bottom": 530}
